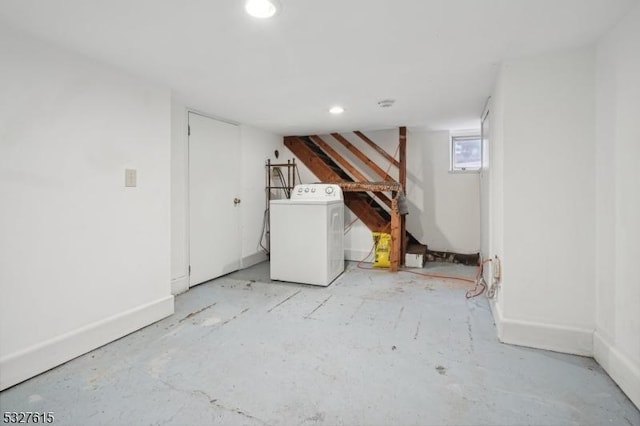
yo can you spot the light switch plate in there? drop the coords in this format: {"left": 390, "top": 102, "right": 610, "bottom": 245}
{"left": 125, "top": 169, "right": 137, "bottom": 187}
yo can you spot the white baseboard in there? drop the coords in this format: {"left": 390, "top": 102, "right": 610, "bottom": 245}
{"left": 345, "top": 248, "right": 373, "bottom": 263}
{"left": 171, "top": 275, "right": 188, "bottom": 295}
{"left": 491, "top": 302, "right": 593, "bottom": 357}
{"left": 491, "top": 303, "right": 638, "bottom": 408}
{"left": 241, "top": 251, "right": 268, "bottom": 269}
{"left": 594, "top": 331, "right": 640, "bottom": 409}
{"left": 0, "top": 295, "right": 174, "bottom": 391}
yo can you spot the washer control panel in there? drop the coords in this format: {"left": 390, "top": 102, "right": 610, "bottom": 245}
{"left": 291, "top": 184, "right": 343, "bottom": 200}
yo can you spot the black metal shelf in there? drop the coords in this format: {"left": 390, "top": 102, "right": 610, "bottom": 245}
{"left": 266, "top": 158, "right": 297, "bottom": 201}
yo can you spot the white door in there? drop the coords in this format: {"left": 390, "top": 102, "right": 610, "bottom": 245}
{"left": 188, "top": 112, "right": 241, "bottom": 287}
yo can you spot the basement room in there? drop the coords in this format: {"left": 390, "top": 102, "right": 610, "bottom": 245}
{"left": 0, "top": 0, "right": 639, "bottom": 425}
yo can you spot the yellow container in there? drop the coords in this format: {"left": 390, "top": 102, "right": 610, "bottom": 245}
{"left": 372, "top": 232, "right": 391, "bottom": 268}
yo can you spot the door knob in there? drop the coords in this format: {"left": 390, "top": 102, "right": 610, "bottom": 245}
{"left": 234, "top": 198, "right": 241, "bottom": 205}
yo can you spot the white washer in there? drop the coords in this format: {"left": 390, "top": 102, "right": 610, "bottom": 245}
{"left": 270, "top": 184, "right": 344, "bottom": 286}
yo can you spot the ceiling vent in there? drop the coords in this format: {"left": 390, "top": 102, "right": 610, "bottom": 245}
{"left": 378, "top": 99, "right": 395, "bottom": 108}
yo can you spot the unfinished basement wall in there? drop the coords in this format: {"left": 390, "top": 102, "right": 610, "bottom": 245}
{"left": 284, "top": 129, "right": 481, "bottom": 261}
{"left": 0, "top": 26, "right": 174, "bottom": 390}
{"left": 594, "top": 3, "right": 640, "bottom": 408}
{"left": 488, "top": 47, "right": 597, "bottom": 356}
{"left": 170, "top": 101, "right": 282, "bottom": 294}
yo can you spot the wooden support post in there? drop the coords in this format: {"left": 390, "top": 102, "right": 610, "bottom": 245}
{"left": 399, "top": 127, "right": 407, "bottom": 266}
{"left": 399, "top": 127, "right": 407, "bottom": 190}
{"left": 390, "top": 197, "right": 400, "bottom": 272}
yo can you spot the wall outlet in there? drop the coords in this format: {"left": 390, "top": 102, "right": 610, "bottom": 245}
{"left": 125, "top": 169, "right": 137, "bottom": 187}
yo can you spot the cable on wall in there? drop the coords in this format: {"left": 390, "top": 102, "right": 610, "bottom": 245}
{"left": 274, "top": 167, "right": 290, "bottom": 198}
{"left": 296, "top": 166, "right": 303, "bottom": 186}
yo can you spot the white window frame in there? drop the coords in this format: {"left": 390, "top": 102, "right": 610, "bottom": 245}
{"left": 449, "top": 132, "right": 482, "bottom": 173}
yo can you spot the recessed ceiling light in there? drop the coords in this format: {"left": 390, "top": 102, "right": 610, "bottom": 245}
{"left": 329, "top": 106, "right": 345, "bottom": 114}
{"left": 245, "top": 0, "right": 280, "bottom": 18}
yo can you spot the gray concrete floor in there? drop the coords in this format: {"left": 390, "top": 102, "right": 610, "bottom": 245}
{"left": 1, "top": 261, "right": 638, "bottom": 426}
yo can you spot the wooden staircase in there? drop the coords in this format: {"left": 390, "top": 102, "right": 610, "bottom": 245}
{"left": 284, "top": 131, "right": 481, "bottom": 268}
{"left": 284, "top": 132, "right": 423, "bottom": 250}
{"left": 284, "top": 135, "right": 391, "bottom": 232}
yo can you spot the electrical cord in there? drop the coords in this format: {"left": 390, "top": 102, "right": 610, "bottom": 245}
{"left": 355, "top": 242, "right": 494, "bottom": 299}
{"left": 465, "top": 258, "right": 493, "bottom": 299}
{"left": 263, "top": 160, "right": 301, "bottom": 254}
{"left": 275, "top": 167, "right": 290, "bottom": 198}
{"left": 402, "top": 268, "right": 476, "bottom": 284}
{"left": 486, "top": 257, "right": 501, "bottom": 299}
{"left": 356, "top": 244, "right": 376, "bottom": 269}
{"left": 465, "top": 277, "right": 487, "bottom": 299}
{"left": 296, "top": 165, "right": 303, "bottom": 186}
{"left": 337, "top": 133, "right": 494, "bottom": 299}
{"left": 486, "top": 282, "right": 497, "bottom": 299}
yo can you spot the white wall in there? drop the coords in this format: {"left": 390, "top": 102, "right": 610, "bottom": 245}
{"left": 488, "top": 47, "right": 597, "bottom": 356}
{"left": 0, "top": 27, "right": 174, "bottom": 390}
{"left": 285, "top": 129, "right": 481, "bottom": 261}
{"left": 485, "top": 10, "right": 640, "bottom": 408}
{"left": 594, "top": 2, "right": 640, "bottom": 408}
{"left": 486, "top": 67, "right": 507, "bottom": 312}
{"left": 170, "top": 104, "right": 282, "bottom": 292}
{"left": 239, "top": 125, "right": 283, "bottom": 265}
{"left": 170, "top": 101, "right": 189, "bottom": 294}
{"left": 406, "top": 130, "right": 480, "bottom": 254}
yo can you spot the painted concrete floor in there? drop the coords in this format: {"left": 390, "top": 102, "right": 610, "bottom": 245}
{"left": 1, "top": 261, "right": 638, "bottom": 426}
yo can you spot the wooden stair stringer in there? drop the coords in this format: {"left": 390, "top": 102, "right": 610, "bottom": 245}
{"left": 284, "top": 135, "right": 426, "bottom": 255}
{"left": 284, "top": 136, "right": 390, "bottom": 233}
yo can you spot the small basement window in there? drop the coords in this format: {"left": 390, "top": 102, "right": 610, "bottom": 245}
{"left": 450, "top": 134, "right": 481, "bottom": 172}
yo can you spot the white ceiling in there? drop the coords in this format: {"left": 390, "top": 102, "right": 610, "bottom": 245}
{"left": 0, "top": 0, "right": 636, "bottom": 135}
